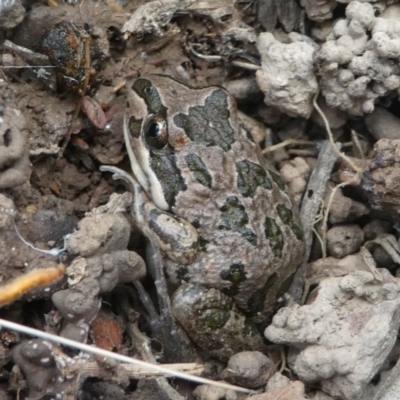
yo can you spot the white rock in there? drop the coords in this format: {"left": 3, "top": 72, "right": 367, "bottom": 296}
{"left": 265, "top": 270, "right": 400, "bottom": 400}
{"left": 256, "top": 32, "right": 318, "bottom": 118}
{"left": 317, "top": 1, "right": 400, "bottom": 116}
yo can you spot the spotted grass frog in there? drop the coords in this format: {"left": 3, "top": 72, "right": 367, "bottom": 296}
{"left": 108, "top": 75, "right": 305, "bottom": 357}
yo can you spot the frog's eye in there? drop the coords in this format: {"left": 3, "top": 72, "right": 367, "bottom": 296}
{"left": 144, "top": 116, "right": 168, "bottom": 150}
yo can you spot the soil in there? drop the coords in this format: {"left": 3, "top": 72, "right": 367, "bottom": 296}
{"left": 2, "top": 1, "right": 400, "bottom": 400}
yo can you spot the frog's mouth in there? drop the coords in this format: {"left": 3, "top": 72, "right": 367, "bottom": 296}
{"left": 123, "top": 113, "right": 169, "bottom": 211}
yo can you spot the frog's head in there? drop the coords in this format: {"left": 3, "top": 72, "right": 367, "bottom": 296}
{"left": 124, "top": 74, "right": 238, "bottom": 211}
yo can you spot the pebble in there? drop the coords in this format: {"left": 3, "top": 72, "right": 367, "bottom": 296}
{"left": 365, "top": 107, "right": 400, "bottom": 140}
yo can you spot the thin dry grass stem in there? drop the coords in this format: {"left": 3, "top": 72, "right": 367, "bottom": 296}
{"left": 0, "top": 66, "right": 56, "bottom": 69}
{"left": 231, "top": 60, "right": 260, "bottom": 70}
{"left": 287, "top": 148, "right": 318, "bottom": 157}
{"left": 311, "top": 224, "right": 324, "bottom": 255}
{"left": 341, "top": 141, "right": 354, "bottom": 148}
{"left": 311, "top": 200, "right": 326, "bottom": 255}
{"left": 351, "top": 129, "right": 367, "bottom": 158}
{"left": 112, "top": 80, "right": 127, "bottom": 92}
{"left": 262, "top": 139, "right": 314, "bottom": 154}
{"left": 0, "top": 319, "right": 256, "bottom": 395}
{"left": 278, "top": 346, "right": 286, "bottom": 374}
{"left": 312, "top": 92, "right": 361, "bottom": 173}
{"left": 312, "top": 91, "right": 362, "bottom": 258}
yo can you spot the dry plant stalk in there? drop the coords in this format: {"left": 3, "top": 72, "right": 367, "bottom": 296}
{"left": 312, "top": 91, "right": 362, "bottom": 258}
{"left": 262, "top": 138, "right": 314, "bottom": 154}
{"left": 0, "top": 319, "right": 255, "bottom": 395}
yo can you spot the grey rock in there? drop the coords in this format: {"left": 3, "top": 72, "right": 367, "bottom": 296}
{"left": 327, "top": 224, "right": 365, "bottom": 257}
{"left": 265, "top": 270, "right": 400, "bottom": 400}
{"left": 256, "top": 32, "right": 318, "bottom": 118}
{"left": 221, "top": 351, "right": 274, "bottom": 389}
{"left": 365, "top": 107, "right": 400, "bottom": 140}
{"left": 0, "top": 0, "right": 25, "bottom": 29}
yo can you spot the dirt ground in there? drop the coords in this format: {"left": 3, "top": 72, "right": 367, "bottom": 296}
{"left": 2, "top": 0, "right": 400, "bottom": 399}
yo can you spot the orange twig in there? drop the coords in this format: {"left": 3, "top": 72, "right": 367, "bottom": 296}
{"left": 0, "top": 264, "right": 65, "bottom": 307}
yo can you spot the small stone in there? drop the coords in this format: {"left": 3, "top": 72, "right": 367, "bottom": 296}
{"left": 359, "top": 139, "right": 400, "bottom": 216}
{"left": 265, "top": 270, "right": 400, "bottom": 399}
{"left": 326, "top": 186, "right": 369, "bottom": 224}
{"left": 256, "top": 32, "right": 318, "bottom": 118}
{"left": 266, "top": 372, "right": 290, "bottom": 391}
{"left": 327, "top": 224, "right": 364, "bottom": 258}
{"left": 365, "top": 107, "right": 400, "bottom": 140}
{"left": 0, "top": 0, "right": 25, "bottom": 29}
{"left": 192, "top": 384, "right": 238, "bottom": 400}
{"left": 363, "top": 219, "right": 391, "bottom": 241}
{"left": 280, "top": 157, "right": 311, "bottom": 204}
{"left": 220, "top": 351, "right": 274, "bottom": 389}
{"left": 372, "top": 246, "right": 396, "bottom": 270}
{"left": 12, "top": 339, "right": 60, "bottom": 397}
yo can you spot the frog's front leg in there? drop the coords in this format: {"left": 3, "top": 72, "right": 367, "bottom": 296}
{"left": 138, "top": 201, "right": 199, "bottom": 266}
{"left": 100, "top": 165, "right": 199, "bottom": 265}
{"left": 101, "top": 166, "right": 266, "bottom": 360}
{"left": 101, "top": 165, "right": 199, "bottom": 361}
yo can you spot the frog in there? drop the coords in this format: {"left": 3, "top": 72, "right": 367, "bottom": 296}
{"left": 103, "top": 75, "right": 305, "bottom": 358}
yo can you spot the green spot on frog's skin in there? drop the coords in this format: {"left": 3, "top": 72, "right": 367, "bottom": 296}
{"left": 128, "top": 116, "right": 142, "bottom": 138}
{"left": 150, "top": 146, "right": 187, "bottom": 208}
{"left": 268, "top": 169, "right": 286, "bottom": 191}
{"left": 276, "top": 204, "right": 304, "bottom": 241}
{"left": 198, "top": 236, "right": 209, "bottom": 251}
{"left": 236, "top": 160, "right": 272, "bottom": 197}
{"left": 176, "top": 266, "right": 189, "bottom": 281}
{"left": 218, "top": 196, "right": 257, "bottom": 246}
{"left": 198, "top": 309, "right": 230, "bottom": 330}
{"left": 185, "top": 153, "right": 212, "bottom": 188}
{"left": 220, "top": 262, "right": 247, "bottom": 284}
{"left": 191, "top": 219, "right": 200, "bottom": 229}
{"left": 132, "top": 78, "right": 168, "bottom": 116}
{"left": 173, "top": 89, "right": 235, "bottom": 151}
{"left": 247, "top": 273, "right": 278, "bottom": 316}
{"left": 264, "top": 217, "right": 284, "bottom": 257}
{"left": 222, "top": 285, "right": 239, "bottom": 297}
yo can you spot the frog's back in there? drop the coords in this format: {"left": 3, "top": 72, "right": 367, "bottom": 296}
{"left": 126, "top": 74, "right": 305, "bottom": 319}
{"left": 166, "top": 87, "right": 305, "bottom": 319}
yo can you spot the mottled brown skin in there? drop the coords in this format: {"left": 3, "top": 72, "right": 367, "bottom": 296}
{"left": 125, "top": 75, "right": 305, "bottom": 321}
